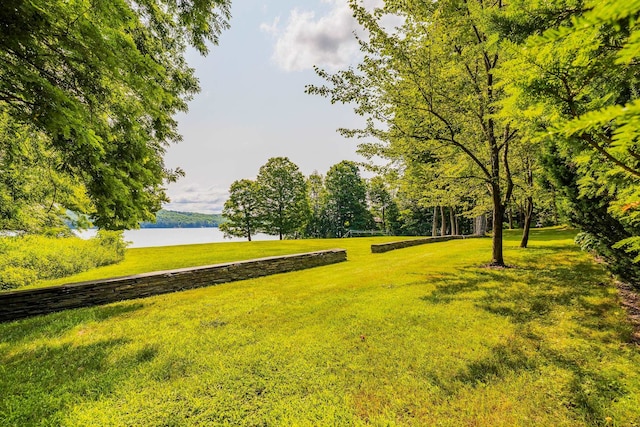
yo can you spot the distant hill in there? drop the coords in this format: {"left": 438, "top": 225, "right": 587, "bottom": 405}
{"left": 140, "top": 210, "right": 225, "bottom": 228}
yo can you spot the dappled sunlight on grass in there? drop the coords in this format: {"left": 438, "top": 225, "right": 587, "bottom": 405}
{"left": 1, "top": 228, "right": 639, "bottom": 425}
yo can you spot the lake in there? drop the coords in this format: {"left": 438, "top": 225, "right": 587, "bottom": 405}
{"left": 75, "top": 228, "right": 279, "bottom": 248}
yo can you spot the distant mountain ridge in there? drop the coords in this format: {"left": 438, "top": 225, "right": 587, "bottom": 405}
{"left": 140, "top": 210, "right": 225, "bottom": 228}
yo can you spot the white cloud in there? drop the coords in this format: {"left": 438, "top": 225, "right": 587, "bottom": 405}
{"left": 259, "top": 16, "right": 280, "bottom": 34}
{"left": 164, "top": 184, "right": 229, "bottom": 214}
{"left": 260, "top": 0, "right": 362, "bottom": 72}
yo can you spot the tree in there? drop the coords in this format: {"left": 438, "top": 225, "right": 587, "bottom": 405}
{"left": 256, "top": 157, "right": 310, "bottom": 240}
{"left": 308, "top": 0, "right": 518, "bottom": 265}
{"left": 0, "top": 114, "right": 91, "bottom": 232}
{"left": 0, "top": 0, "right": 231, "bottom": 229}
{"left": 324, "top": 161, "right": 372, "bottom": 237}
{"left": 305, "top": 171, "right": 329, "bottom": 238}
{"left": 368, "top": 176, "right": 400, "bottom": 234}
{"left": 498, "top": 0, "right": 640, "bottom": 280}
{"left": 219, "top": 179, "right": 261, "bottom": 242}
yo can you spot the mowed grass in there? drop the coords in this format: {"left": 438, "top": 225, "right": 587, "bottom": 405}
{"left": 1, "top": 229, "right": 639, "bottom": 426}
{"left": 25, "top": 235, "right": 424, "bottom": 289}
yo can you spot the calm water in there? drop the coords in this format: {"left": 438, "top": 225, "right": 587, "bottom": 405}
{"left": 75, "top": 228, "right": 278, "bottom": 248}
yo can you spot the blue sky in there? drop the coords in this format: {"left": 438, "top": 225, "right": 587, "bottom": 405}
{"left": 163, "top": 0, "right": 373, "bottom": 213}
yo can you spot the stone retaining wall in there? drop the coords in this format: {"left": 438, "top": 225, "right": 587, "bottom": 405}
{"left": 371, "top": 235, "right": 485, "bottom": 253}
{"left": 0, "top": 249, "right": 347, "bottom": 322}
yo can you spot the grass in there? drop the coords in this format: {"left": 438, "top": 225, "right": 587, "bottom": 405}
{"left": 25, "top": 235, "right": 423, "bottom": 289}
{"left": 1, "top": 228, "right": 639, "bottom": 426}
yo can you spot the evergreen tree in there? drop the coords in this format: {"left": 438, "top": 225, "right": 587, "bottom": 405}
{"left": 498, "top": 0, "right": 640, "bottom": 281}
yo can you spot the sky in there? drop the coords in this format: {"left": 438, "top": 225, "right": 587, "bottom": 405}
{"left": 162, "top": 0, "right": 375, "bottom": 214}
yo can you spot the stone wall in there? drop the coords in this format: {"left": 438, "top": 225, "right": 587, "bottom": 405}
{"left": 0, "top": 249, "right": 347, "bottom": 323}
{"left": 371, "top": 235, "right": 485, "bottom": 253}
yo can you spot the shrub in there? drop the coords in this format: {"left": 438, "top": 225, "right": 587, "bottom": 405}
{"left": 0, "top": 232, "right": 127, "bottom": 290}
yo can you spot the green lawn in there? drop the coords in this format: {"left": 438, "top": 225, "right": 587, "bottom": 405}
{"left": 1, "top": 229, "right": 639, "bottom": 426}
{"left": 28, "top": 235, "right": 424, "bottom": 289}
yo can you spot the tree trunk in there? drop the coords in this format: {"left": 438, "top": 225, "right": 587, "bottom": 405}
{"left": 246, "top": 220, "right": 252, "bottom": 242}
{"left": 455, "top": 213, "right": 459, "bottom": 236}
{"left": 440, "top": 206, "right": 446, "bottom": 236}
{"left": 520, "top": 196, "right": 534, "bottom": 248}
{"left": 381, "top": 206, "right": 386, "bottom": 233}
{"left": 552, "top": 187, "right": 558, "bottom": 225}
{"left": 491, "top": 192, "right": 505, "bottom": 265}
{"left": 474, "top": 215, "right": 486, "bottom": 236}
{"left": 449, "top": 206, "right": 456, "bottom": 236}
{"left": 432, "top": 206, "right": 438, "bottom": 237}
{"left": 508, "top": 207, "right": 513, "bottom": 229}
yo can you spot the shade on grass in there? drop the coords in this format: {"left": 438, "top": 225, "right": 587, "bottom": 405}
{"left": 1, "top": 228, "right": 639, "bottom": 426}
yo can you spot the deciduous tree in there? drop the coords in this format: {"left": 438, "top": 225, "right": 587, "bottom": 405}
{"left": 368, "top": 176, "right": 399, "bottom": 234}
{"left": 305, "top": 171, "right": 329, "bottom": 238}
{"left": 219, "top": 179, "right": 261, "bottom": 242}
{"left": 0, "top": 114, "right": 91, "bottom": 232}
{"left": 256, "top": 157, "right": 310, "bottom": 240}
{"left": 323, "top": 161, "right": 372, "bottom": 237}
{"left": 308, "top": 0, "right": 518, "bottom": 265}
{"left": 0, "top": 0, "right": 231, "bottom": 229}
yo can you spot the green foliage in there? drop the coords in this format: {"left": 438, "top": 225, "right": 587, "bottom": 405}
{"left": 304, "top": 171, "right": 329, "bottom": 238}
{"left": 220, "top": 158, "right": 310, "bottom": 241}
{"left": 308, "top": 0, "right": 520, "bottom": 265}
{"left": 256, "top": 157, "right": 310, "bottom": 240}
{"left": 0, "top": 232, "right": 126, "bottom": 290}
{"left": 95, "top": 230, "right": 127, "bottom": 259}
{"left": 140, "top": 210, "right": 223, "bottom": 229}
{"left": 499, "top": 0, "right": 640, "bottom": 281}
{"left": 2, "top": 229, "right": 640, "bottom": 425}
{"left": 367, "top": 176, "right": 399, "bottom": 234}
{"left": 0, "top": 114, "right": 92, "bottom": 232}
{"left": 0, "top": 0, "right": 231, "bottom": 229}
{"left": 323, "top": 161, "right": 373, "bottom": 237}
{"left": 219, "top": 179, "right": 262, "bottom": 241}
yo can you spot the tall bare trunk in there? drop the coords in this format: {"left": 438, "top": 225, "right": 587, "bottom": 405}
{"left": 520, "top": 196, "right": 534, "bottom": 248}
{"left": 520, "top": 162, "right": 535, "bottom": 248}
{"left": 432, "top": 206, "right": 438, "bottom": 237}
{"left": 474, "top": 215, "right": 486, "bottom": 236}
{"left": 449, "top": 206, "right": 456, "bottom": 235}
{"left": 552, "top": 187, "right": 558, "bottom": 225}
{"left": 491, "top": 189, "right": 504, "bottom": 265}
{"left": 440, "top": 206, "right": 447, "bottom": 236}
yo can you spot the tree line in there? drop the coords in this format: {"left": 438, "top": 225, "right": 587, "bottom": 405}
{"left": 220, "top": 157, "right": 372, "bottom": 241}
{"left": 307, "top": 0, "right": 640, "bottom": 283}
{"left": 140, "top": 210, "right": 224, "bottom": 229}
{"left": 220, "top": 156, "right": 505, "bottom": 241}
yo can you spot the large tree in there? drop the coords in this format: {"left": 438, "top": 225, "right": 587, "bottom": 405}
{"left": 323, "top": 160, "right": 372, "bottom": 237}
{"left": 367, "top": 175, "right": 400, "bottom": 234}
{"left": 0, "top": 114, "right": 91, "bottom": 232}
{"left": 219, "top": 179, "right": 262, "bottom": 242}
{"left": 0, "top": 0, "right": 230, "bottom": 229}
{"left": 498, "top": 0, "right": 640, "bottom": 281}
{"left": 308, "top": 0, "right": 518, "bottom": 265}
{"left": 256, "top": 157, "right": 310, "bottom": 240}
{"left": 305, "top": 171, "right": 329, "bottom": 238}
